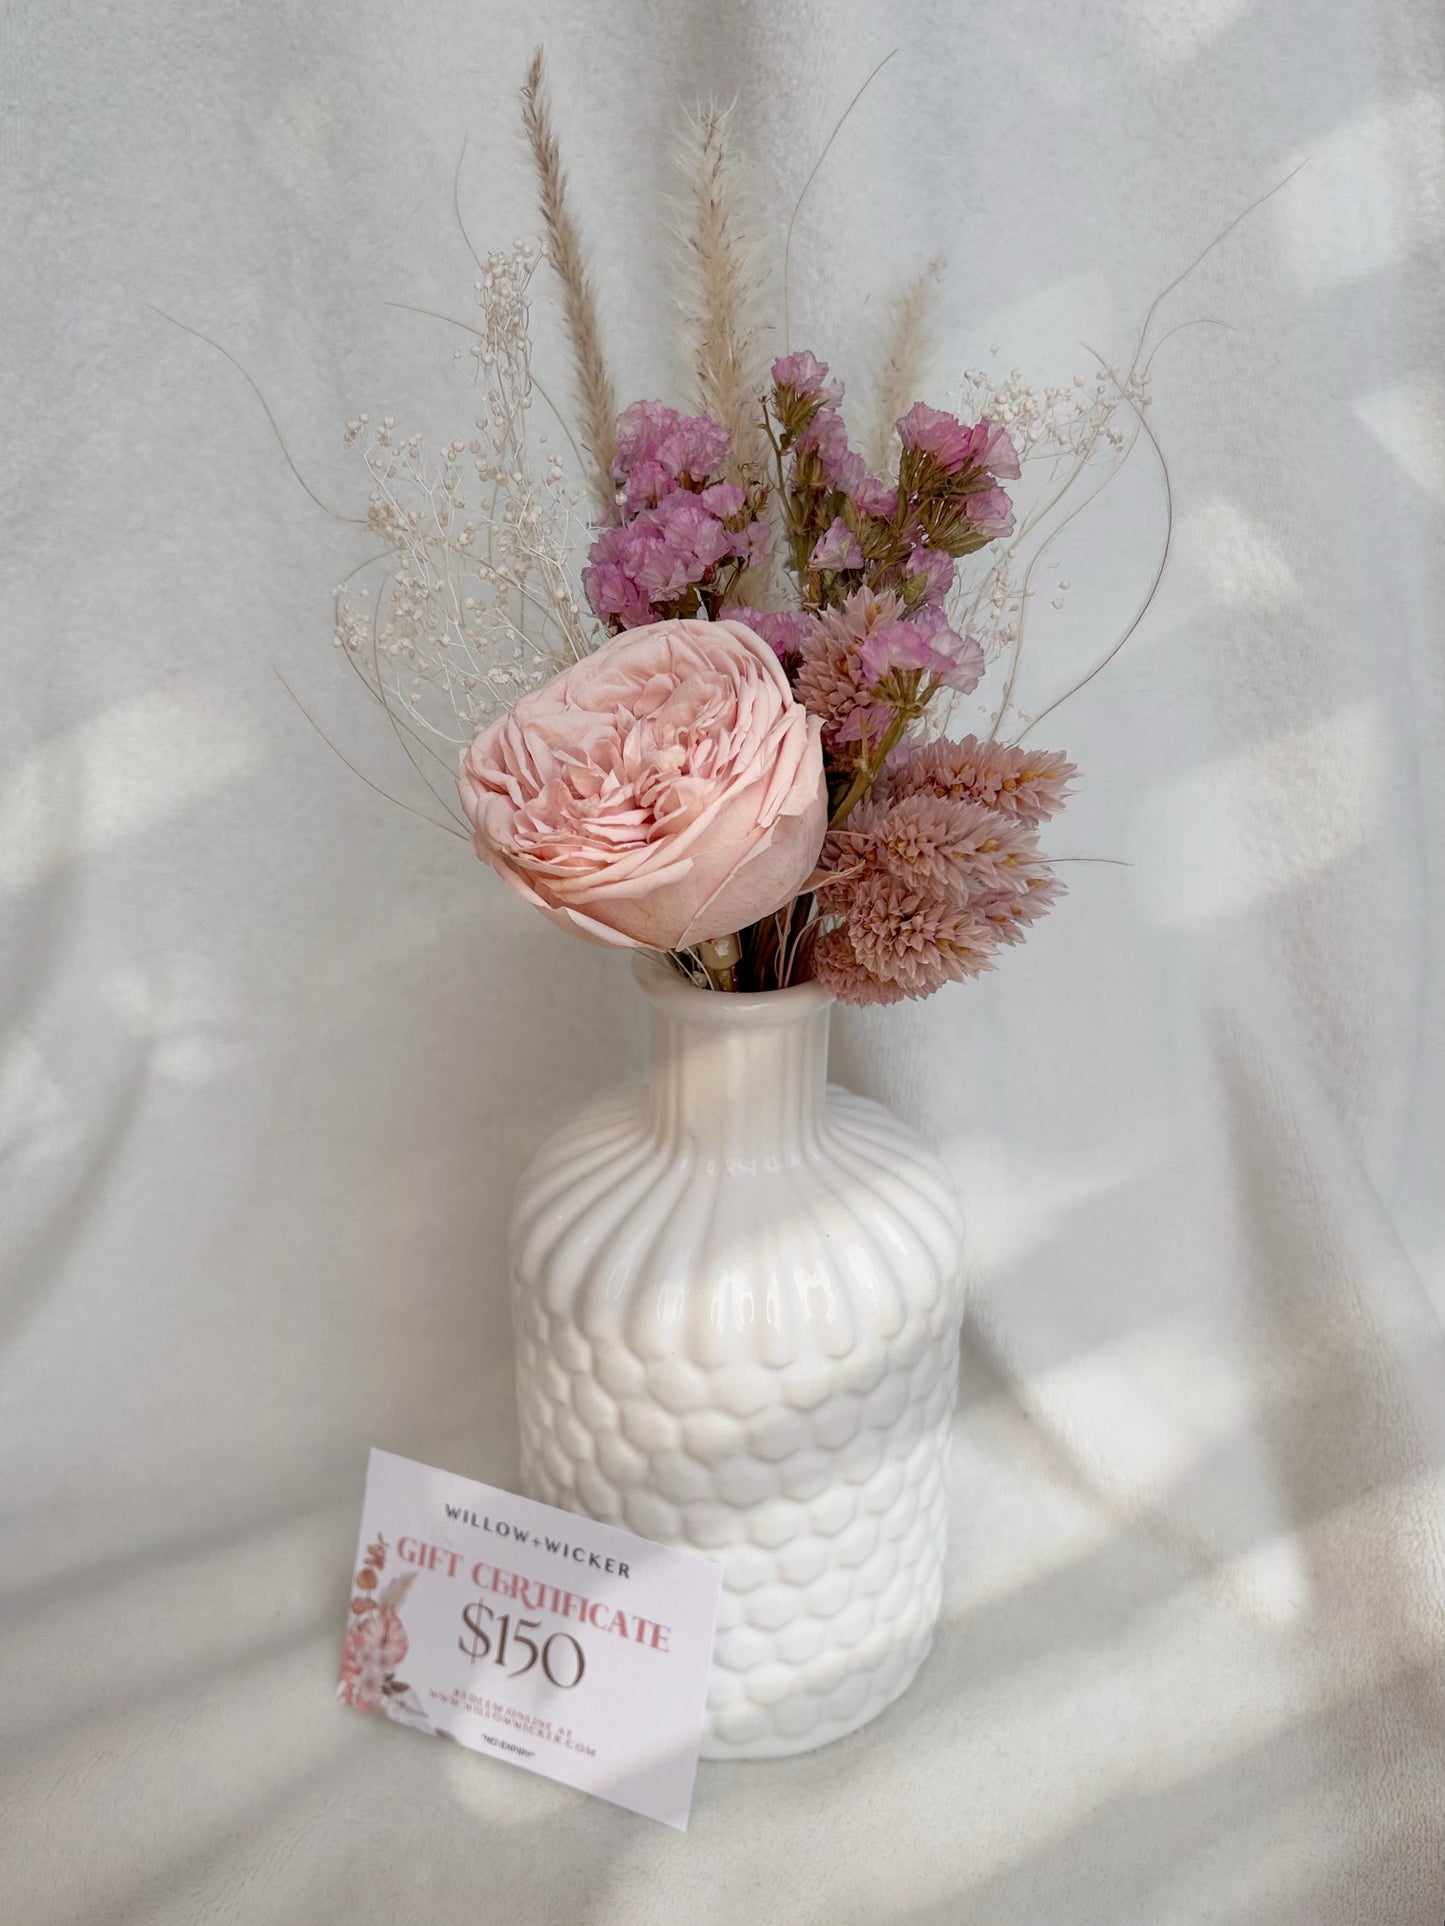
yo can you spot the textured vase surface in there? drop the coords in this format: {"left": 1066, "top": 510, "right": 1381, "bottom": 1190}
{"left": 509, "top": 956, "right": 965, "bottom": 1759}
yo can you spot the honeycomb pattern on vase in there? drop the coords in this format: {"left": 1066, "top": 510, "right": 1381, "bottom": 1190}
{"left": 515, "top": 1297, "right": 960, "bottom": 1757}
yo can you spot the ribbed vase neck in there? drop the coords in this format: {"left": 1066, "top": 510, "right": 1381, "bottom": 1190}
{"left": 634, "top": 961, "right": 833, "bottom": 1166}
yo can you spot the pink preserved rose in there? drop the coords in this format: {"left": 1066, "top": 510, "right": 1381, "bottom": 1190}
{"left": 458, "top": 618, "right": 828, "bottom": 950}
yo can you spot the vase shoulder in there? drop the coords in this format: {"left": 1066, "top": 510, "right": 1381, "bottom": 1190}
{"left": 510, "top": 1078, "right": 964, "bottom": 1370}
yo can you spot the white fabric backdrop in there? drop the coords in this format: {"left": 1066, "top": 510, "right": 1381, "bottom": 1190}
{"left": 4, "top": 0, "right": 1443, "bottom": 1919}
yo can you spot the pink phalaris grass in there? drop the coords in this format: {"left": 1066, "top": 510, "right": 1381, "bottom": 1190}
{"left": 973, "top": 869, "right": 1067, "bottom": 946}
{"left": 883, "top": 735, "right": 1076, "bottom": 825}
{"left": 830, "top": 793, "right": 1045, "bottom": 899}
{"left": 810, "top": 750, "right": 1070, "bottom": 1002}
{"left": 814, "top": 873, "right": 998, "bottom": 1004}
{"left": 792, "top": 587, "right": 909, "bottom": 746}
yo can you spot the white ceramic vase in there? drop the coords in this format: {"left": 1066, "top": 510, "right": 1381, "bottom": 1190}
{"left": 509, "top": 955, "right": 965, "bottom": 1759}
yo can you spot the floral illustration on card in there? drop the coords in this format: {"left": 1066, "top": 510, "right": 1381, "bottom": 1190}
{"left": 337, "top": 1534, "right": 430, "bottom": 1730}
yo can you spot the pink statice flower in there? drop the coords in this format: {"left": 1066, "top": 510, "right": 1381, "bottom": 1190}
{"left": 962, "top": 417, "right": 1022, "bottom": 482}
{"left": 612, "top": 399, "right": 679, "bottom": 473}
{"left": 770, "top": 351, "right": 845, "bottom": 438}
{"left": 810, "top": 518, "right": 865, "bottom": 571}
{"left": 935, "top": 632, "right": 986, "bottom": 694}
{"left": 910, "top": 603, "right": 985, "bottom": 690}
{"left": 583, "top": 509, "right": 723, "bottom": 619}
{"left": 699, "top": 483, "right": 747, "bottom": 520}
{"left": 583, "top": 418, "right": 769, "bottom": 629}
{"left": 858, "top": 622, "right": 945, "bottom": 685}
{"left": 771, "top": 350, "right": 835, "bottom": 400}
{"left": 629, "top": 525, "right": 706, "bottom": 603}
{"left": 896, "top": 405, "right": 1022, "bottom": 485}
{"left": 758, "top": 609, "right": 816, "bottom": 656}
{"left": 858, "top": 613, "right": 983, "bottom": 696}
{"left": 852, "top": 474, "right": 900, "bottom": 520}
{"left": 795, "top": 405, "right": 866, "bottom": 494}
{"left": 729, "top": 607, "right": 816, "bottom": 659}
{"left": 896, "top": 402, "right": 978, "bottom": 475}
{"left": 884, "top": 735, "right": 1076, "bottom": 824}
{"left": 650, "top": 491, "right": 738, "bottom": 568}
{"left": 609, "top": 400, "right": 734, "bottom": 514}
{"left": 618, "top": 458, "right": 674, "bottom": 515}
{"left": 732, "top": 520, "right": 772, "bottom": 568}
{"left": 902, "top": 545, "right": 955, "bottom": 606}
{"left": 666, "top": 413, "right": 732, "bottom": 481}
{"left": 963, "top": 486, "right": 1016, "bottom": 540}
{"left": 859, "top": 616, "right": 986, "bottom": 693}
{"left": 581, "top": 557, "right": 654, "bottom": 628}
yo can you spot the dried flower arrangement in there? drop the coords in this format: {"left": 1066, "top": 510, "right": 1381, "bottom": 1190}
{"left": 329, "top": 48, "right": 1179, "bottom": 1004}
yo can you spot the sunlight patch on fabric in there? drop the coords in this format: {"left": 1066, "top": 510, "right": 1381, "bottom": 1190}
{"left": 1279, "top": 94, "right": 1444, "bottom": 288}
{"left": 1356, "top": 375, "right": 1445, "bottom": 507}
{"left": 1139, "top": 700, "right": 1384, "bottom": 927}
{"left": 0, "top": 684, "right": 261, "bottom": 898}
{"left": 1173, "top": 497, "right": 1302, "bottom": 606}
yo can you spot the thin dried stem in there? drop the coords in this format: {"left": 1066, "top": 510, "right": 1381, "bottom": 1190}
{"left": 870, "top": 255, "right": 942, "bottom": 474}
{"left": 521, "top": 48, "right": 617, "bottom": 517}
{"left": 983, "top": 426, "right": 1136, "bottom": 741}
{"left": 1012, "top": 357, "right": 1174, "bottom": 744}
{"left": 151, "top": 308, "right": 365, "bottom": 526}
{"left": 971, "top": 173, "right": 1299, "bottom": 742}
{"left": 1125, "top": 161, "right": 1308, "bottom": 391}
{"left": 274, "top": 672, "right": 468, "bottom": 837}
{"left": 676, "top": 105, "right": 768, "bottom": 481}
{"left": 782, "top": 48, "right": 898, "bottom": 351}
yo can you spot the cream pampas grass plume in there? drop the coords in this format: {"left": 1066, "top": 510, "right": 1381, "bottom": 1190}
{"left": 870, "top": 256, "right": 942, "bottom": 475}
{"left": 521, "top": 48, "right": 617, "bottom": 517}
{"left": 677, "top": 106, "right": 768, "bottom": 485}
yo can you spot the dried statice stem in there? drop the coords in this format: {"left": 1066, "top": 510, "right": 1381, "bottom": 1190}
{"left": 521, "top": 48, "right": 617, "bottom": 517}
{"left": 677, "top": 105, "right": 767, "bottom": 482}
{"left": 869, "top": 255, "right": 941, "bottom": 475}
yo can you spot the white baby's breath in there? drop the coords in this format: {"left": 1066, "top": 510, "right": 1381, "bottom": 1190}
{"left": 335, "top": 243, "right": 594, "bottom": 752}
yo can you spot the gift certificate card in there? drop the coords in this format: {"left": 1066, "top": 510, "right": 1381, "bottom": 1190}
{"left": 337, "top": 1449, "right": 723, "bottom": 1829}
